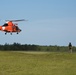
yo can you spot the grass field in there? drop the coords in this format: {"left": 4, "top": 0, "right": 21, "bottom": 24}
{"left": 0, "top": 51, "right": 76, "bottom": 75}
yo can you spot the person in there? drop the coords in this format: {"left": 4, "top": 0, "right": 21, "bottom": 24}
{"left": 68, "top": 42, "right": 72, "bottom": 53}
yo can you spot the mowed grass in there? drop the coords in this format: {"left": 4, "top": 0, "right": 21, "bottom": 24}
{"left": 0, "top": 51, "right": 76, "bottom": 75}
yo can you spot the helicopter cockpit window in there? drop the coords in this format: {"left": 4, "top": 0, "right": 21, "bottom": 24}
{"left": 2, "top": 23, "right": 8, "bottom": 26}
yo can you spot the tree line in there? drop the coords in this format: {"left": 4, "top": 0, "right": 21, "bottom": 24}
{"left": 0, "top": 43, "right": 38, "bottom": 51}
{"left": 0, "top": 42, "right": 76, "bottom": 52}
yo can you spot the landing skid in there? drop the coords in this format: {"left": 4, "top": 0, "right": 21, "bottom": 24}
{"left": 17, "top": 32, "right": 19, "bottom": 34}
{"left": 5, "top": 32, "right": 7, "bottom": 35}
{"left": 5, "top": 32, "right": 19, "bottom": 35}
{"left": 10, "top": 32, "right": 12, "bottom": 35}
{"left": 5, "top": 32, "right": 12, "bottom": 35}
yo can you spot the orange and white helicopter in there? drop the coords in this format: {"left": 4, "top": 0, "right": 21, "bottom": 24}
{"left": 0, "top": 19, "right": 26, "bottom": 35}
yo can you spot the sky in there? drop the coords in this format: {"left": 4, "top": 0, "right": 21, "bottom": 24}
{"left": 0, "top": 0, "right": 76, "bottom": 46}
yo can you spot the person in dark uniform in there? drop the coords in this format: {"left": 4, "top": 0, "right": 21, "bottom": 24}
{"left": 68, "top": 42, "right": 72, "bottom": 53}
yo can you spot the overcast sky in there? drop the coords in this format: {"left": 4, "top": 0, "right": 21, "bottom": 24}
{"left": 0, "top": 0, "right": 76, "bottom": 46}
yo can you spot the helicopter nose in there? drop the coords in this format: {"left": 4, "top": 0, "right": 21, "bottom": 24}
{"left": 19, "top": 29, "right": 22, "bottom": 32}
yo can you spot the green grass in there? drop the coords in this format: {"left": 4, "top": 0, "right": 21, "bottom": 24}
{"left": 0, "top": 51, "right": 76, "bottom": 75}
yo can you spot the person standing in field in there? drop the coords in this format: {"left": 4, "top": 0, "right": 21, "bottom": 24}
{"left": 68, "top": 42, "right": 72, "bottom": 53}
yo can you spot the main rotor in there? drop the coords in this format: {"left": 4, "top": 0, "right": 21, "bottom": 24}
{"left": 0, "top": 19, "right": 28, "bottom": 22}
{"left": 5, "top": 19, "right": 27, "bottom": 22}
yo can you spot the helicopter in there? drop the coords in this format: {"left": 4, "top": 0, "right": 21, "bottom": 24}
{"left": 0, "top": 19, "right": 26, "bottom": 35}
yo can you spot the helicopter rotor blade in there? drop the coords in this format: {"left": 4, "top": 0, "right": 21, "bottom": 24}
{"left": 5, "top": 19, "right": 28, "bottom": 22}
